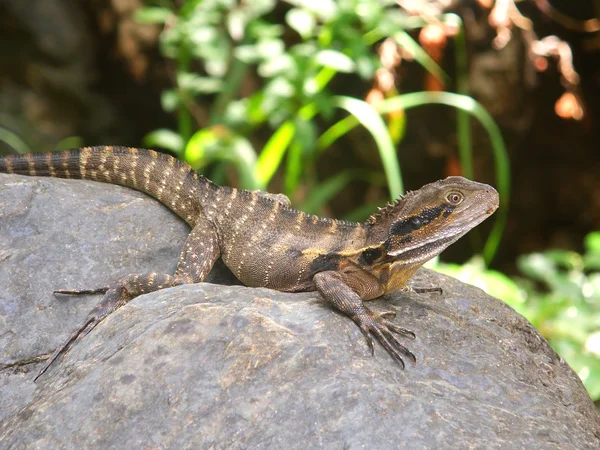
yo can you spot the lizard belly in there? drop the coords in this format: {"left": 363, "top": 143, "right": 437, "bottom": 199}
{"left": 221, "top": 242, "right": 313, "bottom": 292}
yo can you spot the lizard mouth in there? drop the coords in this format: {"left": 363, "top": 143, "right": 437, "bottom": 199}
{"left": 486, "top": 204, "right": 498, "bottom": 215}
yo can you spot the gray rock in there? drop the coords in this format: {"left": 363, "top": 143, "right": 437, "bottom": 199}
{"left": 1, "top": 174, "right": 599, "bottom": 449}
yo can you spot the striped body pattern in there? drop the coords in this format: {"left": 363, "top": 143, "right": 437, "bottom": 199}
{"left": 0, "top": 146, "right": 499, "bottom": 378}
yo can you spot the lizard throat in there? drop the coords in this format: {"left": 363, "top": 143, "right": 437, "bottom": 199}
{"left": 387, "top": 235, "right": 459, "bottom": 266}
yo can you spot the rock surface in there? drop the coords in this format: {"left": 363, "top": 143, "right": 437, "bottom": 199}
{"left": 1, "top": 174, "right": 599, "bottom": 449}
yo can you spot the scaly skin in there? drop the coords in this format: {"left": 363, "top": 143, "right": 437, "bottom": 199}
{"left": 0, "top": 146, "right": 499, "bottom": 379}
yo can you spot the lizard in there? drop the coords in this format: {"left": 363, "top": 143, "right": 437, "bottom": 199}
{"left": 0, "top": 146, "right": 499, "bottom": 380}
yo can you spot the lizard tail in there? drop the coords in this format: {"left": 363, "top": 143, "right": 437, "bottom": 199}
{"left": 0, "top": 146, "right": 207, "bottom": 225}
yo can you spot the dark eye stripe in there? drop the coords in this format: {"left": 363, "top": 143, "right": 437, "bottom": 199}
{"left": 390, "top": 204, "right": 455, "bottom": 236}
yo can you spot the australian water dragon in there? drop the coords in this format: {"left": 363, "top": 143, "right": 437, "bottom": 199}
{"left": 0, "top": 146, "right": 499, "bottom": 380}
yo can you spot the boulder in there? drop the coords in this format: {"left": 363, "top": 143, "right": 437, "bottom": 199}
{"left": 1, "top": 174, "right": 599, "bottom": 449}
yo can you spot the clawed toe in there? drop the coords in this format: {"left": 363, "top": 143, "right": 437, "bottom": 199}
{"left": 353, "top": 309, "right": 416, "bottom": 368}
{"left": 54, "top": 287, "right": 109, "bottom": 296}
{"left": 378, "top": 311, "right": 396, "bottom": 320}
{"left": 34, "top": 316, "right": 101, "bottom": 382}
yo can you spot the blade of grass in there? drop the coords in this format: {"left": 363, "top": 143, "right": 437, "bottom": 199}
{"left": 363, "top": 29, "right": 447, "bottom": 85}
{"left": 0, "top": 127, "right": 31, "bottom": 154}
{"left": 254, "top": 103, "right": 317, "bottom": 186}
{"left": 447, "top": 14, "right": 473, "bottom": 180}
{"left": 209, "top": 38, "right": 250, "bottom": 126}
{"left": 230, "top": 136, "right": 262, "bottom": 190}
{"left": 284, "top": 140, "right": 304, "bottom": 197}
{"left": 255, "top": 121, "right": 296, "bottom": 186}
{"left": 393, "top": 31, "right": 449, "bottom": 85}
{"left": 332, "top": 96, "right": 404, "bottom": 199}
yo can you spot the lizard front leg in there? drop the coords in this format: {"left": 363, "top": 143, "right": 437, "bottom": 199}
{"left": 313, "top": 267, "right": 416, "bottom": 368}
{"left": 35, "top": 219, "right": 220, "bottom": 381}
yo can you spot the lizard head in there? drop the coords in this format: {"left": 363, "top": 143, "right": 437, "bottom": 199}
{"left": 362, "top": 176, "right": 499, "bottom": 269}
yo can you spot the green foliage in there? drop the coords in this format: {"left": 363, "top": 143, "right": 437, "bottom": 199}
{"left": 432, "top": 232, "right": 600, "bottom": 403}
{"left": 0, "top": 126, "right": 32, "bottom": 155}
{"left": 517, "top": 234, "right": 600, "bottom": 401}
{"left": 136, "top": 0, "right": 509, "bottom": 259}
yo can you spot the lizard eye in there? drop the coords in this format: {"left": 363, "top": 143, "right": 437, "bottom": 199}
{"left": 446, "top": 191, "right": 464, "bottom": 205}
{"left": 410, "top": 216, "right": 422, "bottom": 227}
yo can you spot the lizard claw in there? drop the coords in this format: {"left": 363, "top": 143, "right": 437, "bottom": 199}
{"left": 34, "top": 317, "right": 99, "bottom": 382}
{"left": 54, "top": 287, "right": 109, "bottom": 296}
{"left": 34, "top": 306, "right": 106, "bottom": 382}
{"left": 353, "top": 309, "right": 416, "bottom": 368}
{"left": 403, "top": 285, "right": 443, "bottom": 295}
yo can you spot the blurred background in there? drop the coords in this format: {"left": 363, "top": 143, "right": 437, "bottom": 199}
{"left": 0, "top": 0, "right": 598, "bottom": 405}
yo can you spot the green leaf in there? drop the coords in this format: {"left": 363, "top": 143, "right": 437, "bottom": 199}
{"left": 188, "top": 27, "right": 218, "bottom": 46}
{"left": 307, "top": 1, "right": 337, "bottom": 21}
{"left": 293, "top": 116, "right": 317, "bottom": 155}
{"left": 0, "top": 126, "right": 32, "bottom": 154}
{"left": 161, "top": 89, "right": 179, "bottom": 113}
{"left": 331, "top": 96, "right": 403, "bottom": 199}
{"left": 143, "top": 129, "right": 184, "bottom": 154}
{"left": 585, "top": 232, "right": 600, "bottom": 253}
{"left": 393, "top": 31, "right": 449, "bottom": 84}
{"left": 355, "top": 55, "right": 376, "bottom": 79}
{"left": 432, "top": 257, "right": 526, "bottom": 309}
{"left": 584, "top": 253, "right": 600, "bottom": 271}
{"left": 256, "top": 39, "right": 285, "bottom": 58}
{"left": 227, "top": 8, "right": 246, "bottom": 41}
{"left": 286, "top": 8, "right": 315, "bottom": 39}
{"left": 223, "top": 99, "right": 248, "bottom": 126}
{"left": 246, "top": 91, "right": 267, "bottom": 124}
{"left": 235, "top": 44, "right": 260, "bottom": 63}
{"left": 134, "top": 7, "right": 172, "bottom": 25}
{"left": 254, "top": 102, "right": 318, "bottom": 186}
{"left": 55, "top": 136, "right": 83, "bottom": 151}
{"left": 248, "top": 21, "right": 284, "bottom": 39}
{"left": 258, "top": 54, "right": 295, "bottom": 77}
{"left": 265, "top": 77, "right": 295, "bottom": 98}
{"left": 177, "top": 73, "right": 223, "bottom": 94}
{"left": 229, "top": 136, "right": 262, "bottom": 189}
{"left": 184, "top": 128, "right": 219, "bottom": 168}
{"left": 315, "top": 50, "right": 356, "bottom": 73}
{"left": 255, "top": 121, "right": 296, "bottom": 185}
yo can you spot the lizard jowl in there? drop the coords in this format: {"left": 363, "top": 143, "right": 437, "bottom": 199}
{"left": 0, "top": 146, "right": 499, "bottom": 379}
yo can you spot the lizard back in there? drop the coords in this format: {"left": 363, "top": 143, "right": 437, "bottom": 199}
{"left": 200, "top": 185, "right": 369, "bottom": 291}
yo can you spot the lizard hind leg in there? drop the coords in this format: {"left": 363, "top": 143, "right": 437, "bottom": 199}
{"left": 36, "top": 221, "right": 221, "bottom": 381}
{"left": 35, "top": 272, "right": 178, "bottom": 382}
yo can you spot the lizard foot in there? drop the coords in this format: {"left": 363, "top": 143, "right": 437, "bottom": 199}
{"left": 37, "top": 272, "right": 177, "bottom": 381}
{"left": 352, "top": 309, "right": 416, "bottom": 369}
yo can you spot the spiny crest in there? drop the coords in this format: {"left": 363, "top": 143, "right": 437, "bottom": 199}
{"left": 366, "top": 189, "right": 418, "bottom": 224}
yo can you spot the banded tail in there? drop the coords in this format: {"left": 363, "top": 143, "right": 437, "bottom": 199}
{"left": 0, "top": 146, "right": 205, "bottom": 225}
